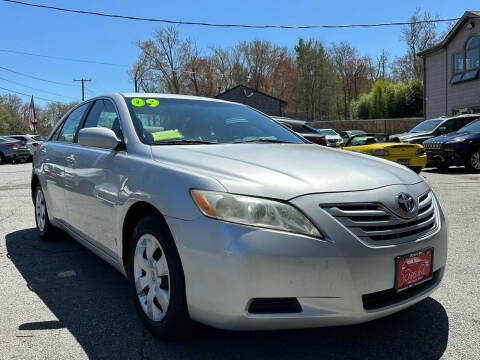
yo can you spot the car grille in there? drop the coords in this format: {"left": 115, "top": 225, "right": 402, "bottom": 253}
{"left": 424, "top": 142, "right": 443, "bottom": 151}
{"left": 327, "top": 138, "right": 338, "bottom": 144}
{"left": 322, "top": 192, "right": 437, "bottom": 244}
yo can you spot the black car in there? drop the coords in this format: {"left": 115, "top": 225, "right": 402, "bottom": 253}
{"left": 423, "top": 119, "right": 480, "bottom": 171}
{"left": 391, "top": 114, "right": 480, "bottom": 144}
{"left": 271, "top": 117, "right": 327, "bottom": 145}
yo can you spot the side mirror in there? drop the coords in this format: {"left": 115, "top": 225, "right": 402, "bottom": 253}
{"left": 78, "top": 128, "right": 121, "bottom": 149}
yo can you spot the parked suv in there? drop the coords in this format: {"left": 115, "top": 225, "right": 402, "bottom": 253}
{"left": 32, "top": 93, "right": 447, "bottom": 339}
{"left": 392, "top": 114, "right": 480, "bottom": 144}
{"left": 423, "top": 118, "right": 480, "bottom": 171}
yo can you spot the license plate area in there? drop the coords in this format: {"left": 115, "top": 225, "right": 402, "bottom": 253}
{"left": 395, "top": 248, "right": 433, "bottom": 292}
{"left": 398, "top": 159, "right": 409, "bottom": 165}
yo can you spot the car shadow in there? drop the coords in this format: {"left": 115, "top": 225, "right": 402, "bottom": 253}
{"left": 423, "top": 166, "right": 477, "bottom": 175}
{"left": 6, "top": 228, "right": 449, "bottom": 360}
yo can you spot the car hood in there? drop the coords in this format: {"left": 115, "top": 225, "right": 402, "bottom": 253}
{"left": 396, "top": 131, "right": 433, "bottom": 139}
{"left": 150, "top": 144, "right": 422, "bottom": 200}
{"left": 425, "top": 132, "right": 473, "bottom": 144}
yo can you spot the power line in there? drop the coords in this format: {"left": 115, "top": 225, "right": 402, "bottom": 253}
{"left": 0, "top": 0, "right": 468, "bottom": 29}
{"left": 0, "top": 65, "right": 76, "bottom": 87}
{"left": 0, "top": 85, "right": 58, "bottom": 102}
{"left": 0, "top": 48, "right": 128, "bottom": 67}
{"left": 0, "top": 75, "right": 78, "bottom": 100}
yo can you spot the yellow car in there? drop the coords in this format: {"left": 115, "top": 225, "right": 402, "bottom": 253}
{"left": 342, "top": 133, "right": 427, "bottom": 173}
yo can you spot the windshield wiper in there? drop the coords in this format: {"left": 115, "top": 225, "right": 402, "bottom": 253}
{"left": 234, "top": 138, "right": 295, "bottom": 144}
{"left": 153, "top": 139, "right": 217, "bottom": 145}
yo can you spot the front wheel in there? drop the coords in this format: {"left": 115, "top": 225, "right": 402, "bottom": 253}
{"left": 34, "top": 185, "right": 58, "bottom": 240}
{"left": 466, "top": 149, "right": 480, "bottom": 172}
{"left": 128, "top": 216, "right": 192, "bottom": 340}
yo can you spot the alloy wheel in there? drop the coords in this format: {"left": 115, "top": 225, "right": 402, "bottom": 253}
{"left": 35, "top": 189, "right": 46, "bottom": 232}
{"left": 133, "top": 234, "right": 170, "bottom": 322}
{"left": 471, "top": 151, "right": 480, "bottom": 170}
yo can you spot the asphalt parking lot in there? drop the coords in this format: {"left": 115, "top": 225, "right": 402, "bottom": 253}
{"left": 0, "top": 162, "right": 479, "bottom": 360}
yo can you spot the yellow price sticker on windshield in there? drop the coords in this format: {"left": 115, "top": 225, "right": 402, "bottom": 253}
{"left": 146, "top": 99, "right": 159, "bottom": 107}
{"left": 131, "top": 98, "right": 145, "bottom": 107}
{"left": 152, "top": 129, "right": 182, "bottom": 141}
{"left": 131, "top": 98, "right": 159, "bottom": 107}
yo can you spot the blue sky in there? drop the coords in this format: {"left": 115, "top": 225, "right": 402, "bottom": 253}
{"left": 0, "top": 0, "right": 477, "bottom": 106}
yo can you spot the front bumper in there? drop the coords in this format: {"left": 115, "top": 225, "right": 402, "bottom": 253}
{"left": 425, "top": 146, "right": 466, "bottom": 166}
{"left": 166, "top": 184, "right": 447, "bottom": 330}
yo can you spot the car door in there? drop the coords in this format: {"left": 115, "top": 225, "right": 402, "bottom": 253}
{"left": 64, "top": 98, "right": 127, "bottom": 255}
{"left": 39, "top": 103, "right": 91, "bottom": 223}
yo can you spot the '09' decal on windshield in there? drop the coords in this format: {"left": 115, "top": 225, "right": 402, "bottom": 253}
{"left": 131, "top": 98, "right": 160, "bottom": 107}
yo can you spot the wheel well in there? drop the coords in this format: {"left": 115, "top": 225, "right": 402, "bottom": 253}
{"left": 121, "top": 201, "right": 171, "bottom": 270}
{"left": 31, "top": 175, "right": 40, "bottom": 202}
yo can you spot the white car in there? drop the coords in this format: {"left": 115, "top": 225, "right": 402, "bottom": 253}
{"left": 316, "top": 129, "right": 343, "bottom": 147}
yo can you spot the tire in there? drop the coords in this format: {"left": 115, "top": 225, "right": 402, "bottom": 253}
{"left": 34, "top": 184, "right": 58, "bottom": 240}
{"left": 466, "top": 149, "right": 480, "bottom": 172}
{"left": 0, "top": 152, "right": 4, "bottom": 165}
{"left": 128, "top": 216, "right": 192, "bottom": 340}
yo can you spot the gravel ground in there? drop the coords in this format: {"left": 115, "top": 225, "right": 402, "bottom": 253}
{"left": 0, "top": 163, "right": 478, "bottom": 360}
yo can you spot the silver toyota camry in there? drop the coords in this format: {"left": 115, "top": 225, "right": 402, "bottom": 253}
{"left": 32, "top": 93, "right": 447, "bottom": 339}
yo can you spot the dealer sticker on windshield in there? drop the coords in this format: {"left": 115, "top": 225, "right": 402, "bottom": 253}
{"left": 131, "top": 98, "right": 160, "bottom": 107}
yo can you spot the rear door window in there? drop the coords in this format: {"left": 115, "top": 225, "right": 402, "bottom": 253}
{"left": 58, "top": 103, "right": 90, "bottom": 143}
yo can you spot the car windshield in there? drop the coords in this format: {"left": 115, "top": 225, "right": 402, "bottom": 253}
{"left": 457, "top": 119, "right": 480, "bottom": 133}
{"left": 317, "top": 129, "right": 337, "bottom": 136}
{"left": 125, "top": 97, "right": 304, "bottom": 145}
{"left": 302, "top": 124, "right": 320, "bottom": 133}
{"left": 409, "top": 119, "right": 443, "bottom": 133}
{"left": 347, "top": 134, "right": 389, "bottom": 146}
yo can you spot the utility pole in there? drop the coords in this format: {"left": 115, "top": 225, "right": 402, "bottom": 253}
{"left": 73, "top": 78, "right": 91, "bottom": 101}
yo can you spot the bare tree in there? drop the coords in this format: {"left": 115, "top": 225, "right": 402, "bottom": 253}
{"left": 133, "top": 26, "right": 191, "bottom": 94}
{"left": 395, "top": 8, "right": 438, "bottom": 80}
{"left": 331, "top": 42, "right": 372, "bottom": 119}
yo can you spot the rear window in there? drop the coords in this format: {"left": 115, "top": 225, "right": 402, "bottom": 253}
{"left": 317, "top": 129, "right": 337, "bottom": 136}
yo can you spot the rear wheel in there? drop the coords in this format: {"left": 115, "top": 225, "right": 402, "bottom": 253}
{"left": 0, "top": 152, "right": 4, "bottom": 165}
{"left": 466, "top": 149, "right": 480, "bottom": 171}
{"left": 128, "top": 216, "right": 192, "bottom": 340}
{"left": 34, "top": 185, "right": 58, "bottom": 240}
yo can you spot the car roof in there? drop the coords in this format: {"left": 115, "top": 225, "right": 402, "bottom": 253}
{"left": 118, "top": 93, "right": 230, "bottom": 104}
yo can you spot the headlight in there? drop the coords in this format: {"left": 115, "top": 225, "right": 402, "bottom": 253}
{"left": 447, "top": 137, "right": 466, "bottom": 144}
{"left": 371, "top": 149, "right": 390, "bottom": 156}
{"left": 190, "top": 190, "right": 322, "bottom": 238}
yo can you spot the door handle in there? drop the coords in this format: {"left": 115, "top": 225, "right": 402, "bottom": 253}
{"left": 66, "top": 154, "right": 75, "bottom": 164}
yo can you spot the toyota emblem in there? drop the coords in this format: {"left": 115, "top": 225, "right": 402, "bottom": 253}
{"left": 397, "top": 192, "right": 416, "bottom": 214}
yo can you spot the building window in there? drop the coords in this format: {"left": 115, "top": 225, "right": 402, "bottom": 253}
{"left": 451, "top": 36, "right": 480, "bottom": 84}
